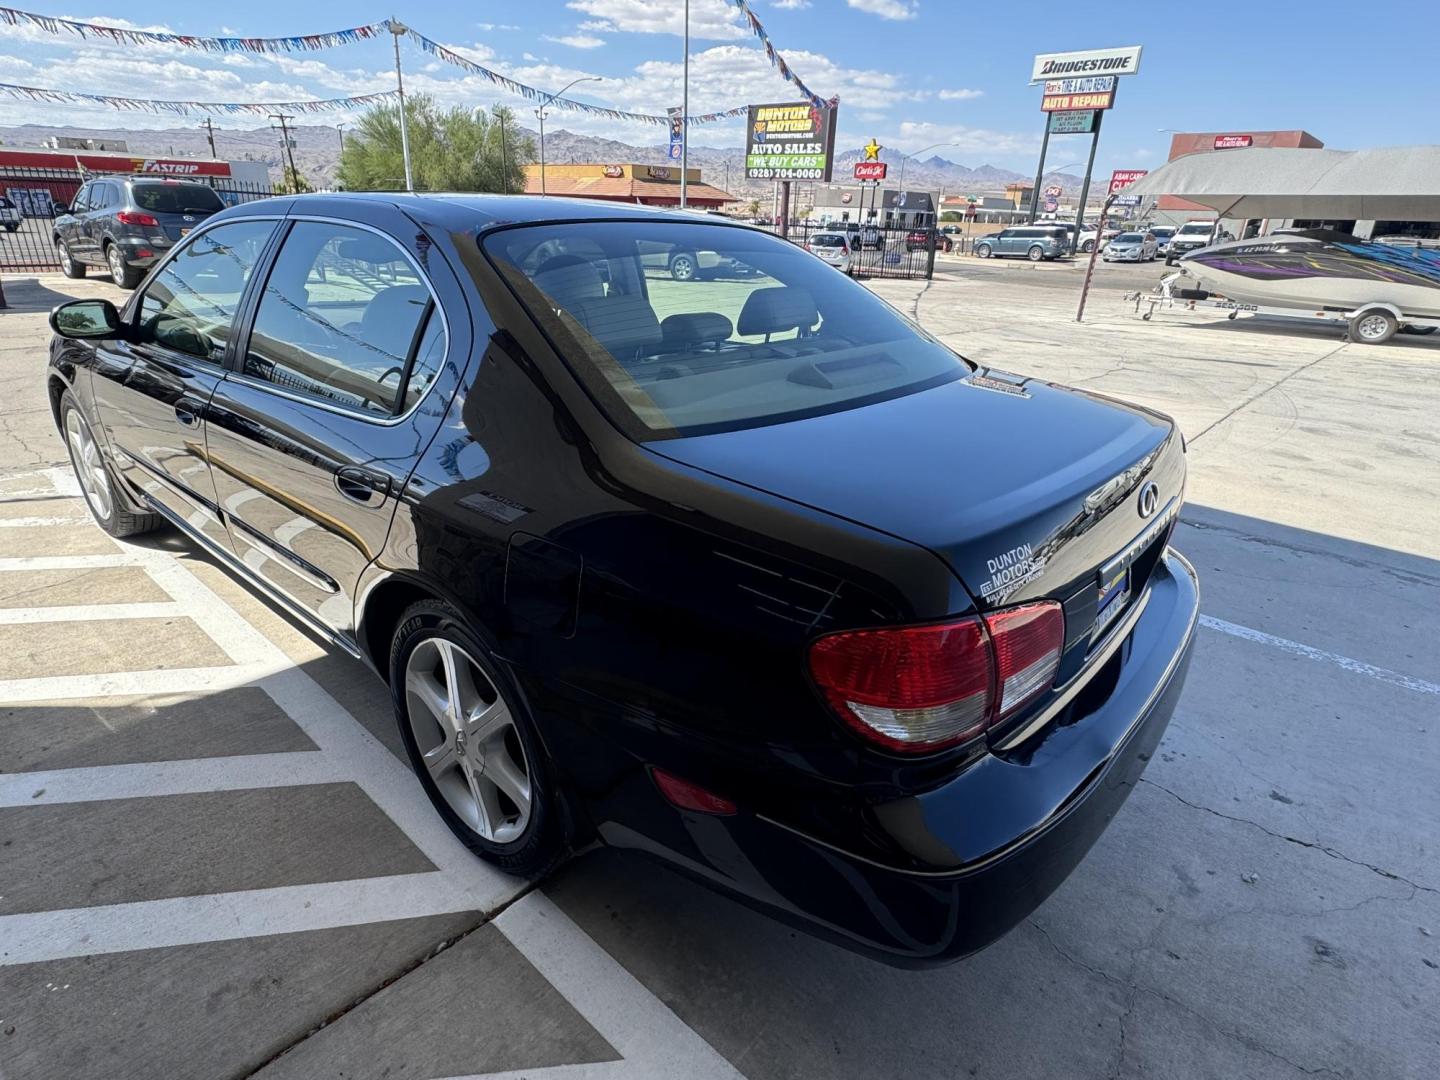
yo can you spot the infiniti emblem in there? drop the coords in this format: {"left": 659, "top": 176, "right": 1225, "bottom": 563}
{"left": 1137, "top": 481, "right": 1160, "bottom": 519}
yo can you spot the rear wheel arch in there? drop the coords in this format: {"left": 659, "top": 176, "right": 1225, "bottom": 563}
{"left": 358, "top": 576, "right": 444, "bottom": 681}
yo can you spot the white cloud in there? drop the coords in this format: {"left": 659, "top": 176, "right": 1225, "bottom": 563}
{"left": 543, "top": 34, "right": 608, "bottom": 49}
{"left": 565, "top": 0, "right": 749, "bottom": 40}
{"left": 772, "top": 0, "right": 812, "bottom": 7}
{"left": 846, "top": 0, "right": 918, "bottom": 19}
{"left": 522, "top": 52, "right": 541, "bottom": 61}
{"left": 885, "top": 119, "right": 1039, "bottom": 157}
{"left": 937, "top": 88, "right": 983, "bottom": 101}
{"left": 477, "top": 23, "right": 522, "bottom": 31}
{"left": 577, "top": 20, "right": 615, "bottom": 31}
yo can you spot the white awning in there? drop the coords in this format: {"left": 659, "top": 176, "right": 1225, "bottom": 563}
{"left": 1122, "top": 146, "right": 1440, "bottom": 220}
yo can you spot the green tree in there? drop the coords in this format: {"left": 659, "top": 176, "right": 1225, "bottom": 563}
{"left": 339, "top": 95, "right": 533, "bottom": 193}
{"left": 274, "top": 164, "right": 312, "bottom": 195}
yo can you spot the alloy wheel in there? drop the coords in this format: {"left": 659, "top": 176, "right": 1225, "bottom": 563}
{"left": 404, "top": 637, "right": 532, "bottom": 844}
{"left": 65, "top": 408, "right": 113, "bottom": 521}
{"left": 107, "top": 245, "right": 125, "bottom": 282}
{"left": 671, "top": 254, "right": 696, "bottom": 281}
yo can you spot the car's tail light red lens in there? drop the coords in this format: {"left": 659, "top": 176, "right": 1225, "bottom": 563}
{"left": 116, "top": 211, "right": 159, "bottom": 226}
{"left": 808, "top": 600, "right": 1064, "bottom": 753}
{"left": 985, "top": 602, "right": 1065, "bottom": 719}
{"left": 651, "top": 768, "right": 737, "bottom": 816}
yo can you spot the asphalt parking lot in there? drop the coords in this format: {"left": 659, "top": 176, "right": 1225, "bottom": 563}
{"left": 1, "top": 261, "right": 1436, "bottom": 1080}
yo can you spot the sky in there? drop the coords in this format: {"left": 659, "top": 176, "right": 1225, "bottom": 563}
{"left": 0, "top": 0, "right": 1435, "bottom": 178}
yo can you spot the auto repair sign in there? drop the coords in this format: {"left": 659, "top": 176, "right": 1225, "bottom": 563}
{"left": 1031, "top": 45, "right": 1143, "bottom": 84}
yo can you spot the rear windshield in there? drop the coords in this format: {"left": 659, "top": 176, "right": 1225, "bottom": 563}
{"left": 810, "top": 234, "right": 845, "bottom": 247}
{"left": 482, "top": 221, "right": 969, "bottom": 440}
{"left": 131, "top": 184, "right": 225, "bottom": 214}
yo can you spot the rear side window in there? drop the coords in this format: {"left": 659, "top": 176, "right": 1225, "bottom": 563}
{"left": 133, "top": 220, "right": 276, "bottom": 362}
{"left": 132, "top": 184, "right": 225, "bottom": 214}
{"left": 483, "top": 221, "right": 968, "bottom": 440}
{"left": 243, "top": 222, "right": 436, "bottom": 416}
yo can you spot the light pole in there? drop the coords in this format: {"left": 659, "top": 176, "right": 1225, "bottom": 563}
{"left": 895, "top": 141, "right": 956, "bottom": 228}
{"left": 536, "top": 76, "right": 601, "bottom": 196}
{"left": 473, "top": 106, "right": 513, "bottom": 193}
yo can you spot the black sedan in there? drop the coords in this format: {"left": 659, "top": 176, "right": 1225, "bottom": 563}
{"left": 46, "top": 193, "right": 1198, "bottom": 966}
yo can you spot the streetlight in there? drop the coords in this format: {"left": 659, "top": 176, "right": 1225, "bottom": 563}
{"left": 473, "top": 105, "right": 512, "bottom": 193}
{"left": 895, "top": 140, "right": 957, "bottom": 194}
{"left": 536, "top": 76, "right": 601, "bottom": 196}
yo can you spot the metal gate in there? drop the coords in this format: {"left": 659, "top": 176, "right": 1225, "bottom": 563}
{"left": 789, "top": 220, "right": 938, "bottom": 281}
{"left": 0, "top": 167, "right": 274, "bottom": 273}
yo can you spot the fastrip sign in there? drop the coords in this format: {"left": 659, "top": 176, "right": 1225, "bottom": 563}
{"left": 1031, "top": 45, "right": 1142, "bottom": 84}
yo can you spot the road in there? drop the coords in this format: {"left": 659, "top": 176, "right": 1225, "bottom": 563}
{"left": 0, "top": 264, "right": 1436, "bottom": 1080}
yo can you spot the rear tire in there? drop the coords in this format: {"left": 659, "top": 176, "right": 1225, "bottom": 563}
{"left": 105, "top": 242, "right": 142, "bottom": 290}
{"left": 390, "top": 599, "right": 567, "bottom": 877}
{"left": 1027, "top": 245, "right": 1044, "bottom": 262}
{"left": 1349, "top": 309, "right": 1398, "bottom": 345}
{"left": 57, "top": 240, "right": 86, "bottom": 279}
{"left": 1081, "top": 239, "right": 1095, "bottom": 253}
{"left": 60, "top": 391, "right": 162, "bottom": 537}
{"left": 669, "top": 252, "right": 698, "bottom": 282}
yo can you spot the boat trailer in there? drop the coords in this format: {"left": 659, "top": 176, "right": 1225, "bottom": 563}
{"left": 1126, "top": 272, "right": 1440, "bottom": 345}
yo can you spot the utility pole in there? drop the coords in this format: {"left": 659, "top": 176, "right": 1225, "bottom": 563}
{"left": 200, "top": 117, "right": 217, "bottom": 159}
{"left": 389, "top": 19, "right": 414, "bottom": 191}
{"left": 337, "top": 123, "right": 345, "bottom": 155}
{"left": 680, "top": 0, "right": 689, "bottom": 209}
{"left": 498, "top": 111, "right": 509, "bottom": 193}
{"left": 269, "top": 113, "right": 299, "bottom": 189}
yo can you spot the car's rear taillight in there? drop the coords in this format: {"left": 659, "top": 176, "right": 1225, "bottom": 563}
{"left": 808, "top": 601, "right": 1064, "bottom": 753}
{"left": 116, "top": 211, "right": 159, "bottom": 227}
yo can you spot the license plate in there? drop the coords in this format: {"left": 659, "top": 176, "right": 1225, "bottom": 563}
{"left": 1093, "top": 557, "right": 1131, "bottom": 637}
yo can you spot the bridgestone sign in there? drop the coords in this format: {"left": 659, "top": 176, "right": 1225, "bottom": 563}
{"left": 1030, "top": 46, "right": 1143, "bottom": 84}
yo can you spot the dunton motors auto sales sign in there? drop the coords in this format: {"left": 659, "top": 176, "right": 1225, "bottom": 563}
{"left": 1030, "top": 45, "right": 1143, "bottom": 84}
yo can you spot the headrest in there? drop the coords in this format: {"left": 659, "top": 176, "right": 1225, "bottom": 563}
{"left": 569, "top": 294, "right": 662, "bottom": 359}
{"left": 532, "top": 254, "right": 605, "bottom": 309}
{"left": 737, "top": 286, "right": 818, "bottom": 337}
{"left": 660, "top": 312, "right": 733, "bottom": 348}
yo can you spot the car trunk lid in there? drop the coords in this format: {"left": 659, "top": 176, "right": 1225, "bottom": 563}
{"left": 649, "top": 368, "right": 1184, "bottom": 677}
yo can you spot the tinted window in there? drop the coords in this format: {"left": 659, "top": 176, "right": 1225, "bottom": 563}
{"left": 131, "top": 183, "right": 225, "bottom": 214}
{"left": 70, "top": 185, "right": 91, "bottom": 213}
{"left": 811, "top": 234, "right": 845, "bottom": 247}
{"left": 134, "top": 220, "right": 276, "bottom": 362}
{"left": 401, "top": 308, "right": 447, "bottom": 414}
{"left": 244, "top": 222, "right": 432, "bottom": 416}
{"left": 484, "top": 221, "right": 969, "bottom": 439}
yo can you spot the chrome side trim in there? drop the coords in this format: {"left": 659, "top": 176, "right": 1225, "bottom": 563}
{"left": 995, "top": 589, "right": 1153, "bottom": 752}
{"left": 139, "top": 494, "right": 363, "bottom": 659}
{"left": 755, "top": 550, "right": 1200, "bottom": 881}
{"left": 227, "top": 514, "right": 340, "bottom": 594}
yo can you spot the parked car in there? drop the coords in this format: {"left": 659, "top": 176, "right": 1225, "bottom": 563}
{"left": 0, "top": 195, "right": 20, "bottom": 232}
{"left": 51, "top": 176, "right": 225, "bottom": 288}
{"left": 1103, "top": 231, "right": 1159, "bottom": 262}
{"left": 1165, "top": 220, "right": 1232, "bottom": 265}
{"left": 973, "top": 225, "right": 1070, "bottom": 261}
{"left": 1148, "top": 225, "right": 1177, "bottom": 253}
{"left": 47, "top": 193, "right": 1197, "bottom": 967}
{"left": 806, "top": 230, "right": 853, "bottom": 273}
{"left": 905, "top": 228, "right": 953, "bottom": 253}
{"left": 858, "top": 224, "right": 885, "bottom": 250}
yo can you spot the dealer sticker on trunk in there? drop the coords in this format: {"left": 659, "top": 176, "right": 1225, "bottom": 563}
{"left": 980, "top": 543, "right": 1046, "bottom": 602}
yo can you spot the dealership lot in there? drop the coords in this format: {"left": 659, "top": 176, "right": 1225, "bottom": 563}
{"left": 0, "top": 266, "right": 1436, "bottom": 1079}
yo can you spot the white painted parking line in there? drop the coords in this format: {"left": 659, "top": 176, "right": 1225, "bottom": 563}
{"left": 0, "top": 601, "right": 185, "bottom": 624}
{"left": 0, "top": 664, "right": 267, "bottom": 704}
{"left": 1200, "top": 615, "right": 1440, "bottom": 696}
{"left": 0, "top": 751, "right": 345, "bottom": 808}
{"left": 0, "top": 874, "right": 484, "bottom": 966}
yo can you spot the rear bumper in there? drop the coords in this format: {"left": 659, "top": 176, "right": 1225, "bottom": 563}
{"left": 606, "top": 549, "right": 1199, "bottom": 966}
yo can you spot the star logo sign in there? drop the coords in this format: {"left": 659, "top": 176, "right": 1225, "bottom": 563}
{"left": 863, "top": 138, "right": 883, "bottom": 162}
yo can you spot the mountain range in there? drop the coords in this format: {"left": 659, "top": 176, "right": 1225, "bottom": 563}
{"left": 1, "top": 121, "right": 1099, "bottom": 200}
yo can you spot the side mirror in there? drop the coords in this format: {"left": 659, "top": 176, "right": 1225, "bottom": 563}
{"left": 50, "top": 299, "right": 124, "bottom": 340}
{"left": 53, "top": 204, "right": 69, "bottom": 216}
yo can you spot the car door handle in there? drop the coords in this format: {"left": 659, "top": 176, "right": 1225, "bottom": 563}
{"left": 335, "top": 466, "right": 390, "bottom": 504}
{"left": 174, "top": 404, "right": 201, "bottom": 428}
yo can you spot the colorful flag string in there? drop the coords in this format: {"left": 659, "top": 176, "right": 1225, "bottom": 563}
{"left": 0, "top": 5, "right": 835, "bottom": 124}
{"left": 0, "top": 6, "right": 385, "bottom": 53}
{"left": 724, "top": 0, "right": 836, "bottom": 111}
{"left": 0, "top": 82, "right": 398, "bottom": 116}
